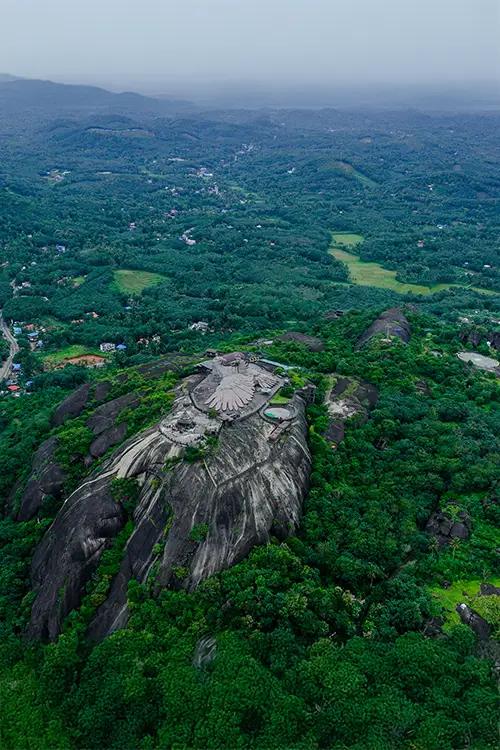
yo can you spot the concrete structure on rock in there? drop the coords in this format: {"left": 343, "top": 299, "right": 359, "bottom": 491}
{"left": 194, "top": 352, "right": 284, "bottom": 420}
{"left": 27, "top": 351, "right": 315, "bottom": 642}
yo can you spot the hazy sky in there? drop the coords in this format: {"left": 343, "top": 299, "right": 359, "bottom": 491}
{"left": 1, "top": 0, "right": 498, "bottom": 93}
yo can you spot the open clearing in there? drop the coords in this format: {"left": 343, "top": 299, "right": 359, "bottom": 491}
{"left": 331, "top": 233, "right": 365, "bottom": 248}
{"left": 330, "top": 162, "right": 377, "bottom": 188}
{"left": 330, "top": 245, "right": 455, "bottom": 295}
{"left": 113, "top": 269, "right": 165, "bottom": 294}
{"left": 43, "top": 345, "right": 105, "bottom": 367}
{"left": 430, "top": 577, "right": 500, "bottom": 631}
{"left": 330, "top": 234, "right": 495, "bottom": 296}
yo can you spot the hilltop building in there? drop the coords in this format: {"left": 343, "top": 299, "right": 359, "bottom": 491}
{"left": 189, "top": 321, "right": 209, "bottom": 333}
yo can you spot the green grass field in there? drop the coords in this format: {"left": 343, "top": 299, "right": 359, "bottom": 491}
{"left": 330, "top": 246, "right": 455, "bottom": 295}
{"left": 113, "top": 269, "right": 165, "bottom": 294}
{"left": 430, "top": 577, "right": 500, "bottom": 631}
{"left": 330, "top": 162, "right": 377, "bottom": 188}
{"left": 331, "top": 232, "right": 365, "bottom": 248}
{"left": 42, "top": 344, "right": 104, "bottom": 365}
{"left": 329, "top": 234, "right": 495, "bottom": 296}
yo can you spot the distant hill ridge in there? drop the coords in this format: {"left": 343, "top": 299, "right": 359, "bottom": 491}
{"left": 0, "top": 73, "right": 21, "bottom": 82}
{"left": 0, "top": 75, "right": 193, "bottom": 113}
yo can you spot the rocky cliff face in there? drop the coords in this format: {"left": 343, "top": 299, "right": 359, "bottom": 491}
{"left": 14, "top": 437, "right": 66, "bottom": 521}
{"left": 27, "top": 360, "right": 312, "bottom": 642}
{"left": 12, "top": 387, "right": 141, "bottom": 521}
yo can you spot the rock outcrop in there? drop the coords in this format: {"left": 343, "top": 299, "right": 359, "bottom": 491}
{"left": 456, "top": 351, "right": 500, "bottom": 376}
{"left": 51, "top": 380, "right": 114, "bottom": 427}
{"left": 323, "top": 309, "right": 344, "bottom": 321}
{"left": 426, "top": 510, "right": 471, "bottom": 547}
{"left": 422, "top": 616, "right": 445, "bottom": 638}
{"left": 479, "top": 583, "right": 500, "bottom": 596}
{"left": 52, "top": 383, "right": 91, "bottom": 426}
{"left": 84, "top": 391, "right": 139, "bottom": 461}
{"left": 15, "top": 437, "right": 66, "bottom": 521}
{"left": 460, "top": 328, "right": 500, "bottom": 352}
{"left": 89, "top": 422, "right": 128, "bottom": 459}
{"left": 456, "top": 603, "right": 491, "bottom": 640}
{"left": 15, "top": 388, "right": 142, "bottom": 519}
{"left": 324, "top": 376, "right": 378, "bottom": 445}
{"left": 27, "top": 357, "right": 312, "bottom": 642}
{"left": 278, "top": 332, "right": 325, "bottom": 352}
{"left": 193, "top": 636, "right": 217, "bottom": 669}
{"left": 357, "top": 308, "right": 410, "bottom": 348}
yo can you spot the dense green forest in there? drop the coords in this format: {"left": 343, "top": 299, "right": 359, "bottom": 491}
{"left": 1, "top": 310, "right": 499, "bottom": 749}
{"left": 0, "top": 98, "right": 498, "bottom": 369}
{"left": 0, "top": 82, "right": 498, "bottom": 749}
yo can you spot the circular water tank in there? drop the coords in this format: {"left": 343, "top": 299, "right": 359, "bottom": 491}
{"left": 264, "top": 407, "right": 292, "bottom": 422}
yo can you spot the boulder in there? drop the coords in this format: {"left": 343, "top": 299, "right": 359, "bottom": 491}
{"left": 278, "top": 332, "right": 325, "bottom": 352}
{"left": 425, "top": 510, "right": 471, "bottom": 547}
{"left": 324, "top": 376, "right": 378, "bottom": 446}
{"left": 479, "top": 583, "right": 500, "bottom": 596}
{"left": 50, "top": 379, "right": 114, "bottom": 428}
{"left": 16, "top": 437, "right": 66, "bottom": 521}
{"left": 323, "top": 309, "right": 344, "bottom": 321}
{"left": 87, "top": 392, "right": 140, "bottom": 435}
{"left": 89, "top": 422, "right": 128, "bottom": 458}
{"left": 456, "top": 603, "right": 491, "bottom": 640}
{"left": 52, "top": 383, "right": 91, "bottom": 426}
{"left": 422, "top": 616, "right": 445, "bottom": 638}
{"left": 357, "top": 308, "right": 411, "bottom": 348}
{"left": 449, "top": 522, "right": 469, "bottom": 539}
{"left": 93, "top": 380, "right": 112, "bottom": 402}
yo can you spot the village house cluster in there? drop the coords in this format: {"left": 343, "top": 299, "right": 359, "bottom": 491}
{"left": 99, "top": 342, "right": 128, "bottom": 353}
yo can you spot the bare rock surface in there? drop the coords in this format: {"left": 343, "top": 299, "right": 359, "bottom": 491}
{"left": 460, "top": 328, "right": 500, "bottom": 352}
{"left": 357, "top": 308, "right": 411, "bottom": 348}
{"left": 136, "top": 353, "right": 186, "bottom": 377}
{"left": 278, "top": 331, "right": 325, "bottom": 352}
{"left": 426, "top": 510, "right": 471, "bottom": 547}
{"left": 27, "top": 357, "right": 312, "bottom": 642}
{"left": 15, "top": 437, "right": 66, "bottom": 521}
{"left": 456, "top": 351, "right": 500, "bottom": 375}
{"left": 89, "top": 422, "right": 128, "bottom": 458}
{"left": 51, "top": 380, "right": 114, "bottom": 427}
{"left": 480, "top": 583, "right": 500, "bottom": 596}
{"left": 86, "top": 392, "right": 139, "bottom": 435}
{"left": 324, "top": 376, "right": 378, "bottom": 445}
{"left": 52, "top": 383, "right": 91, "bottom": 426}
{"left": 28, "top": 477, "right": 126, "bottom": 640}
{"left": 456, "top": 603, "right": 491, "bottom": 640}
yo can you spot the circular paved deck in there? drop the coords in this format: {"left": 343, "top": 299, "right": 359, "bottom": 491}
{"left": 264, "top": 407, "right": 293, "bottom": 422}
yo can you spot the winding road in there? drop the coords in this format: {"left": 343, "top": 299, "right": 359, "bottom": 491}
{"left": 0, "top": 312, "right": 19, "bottom": 382}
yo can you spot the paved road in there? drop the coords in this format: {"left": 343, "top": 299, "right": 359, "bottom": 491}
{"left": 0, "top": 313, "right": 19, "bottom": 382}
